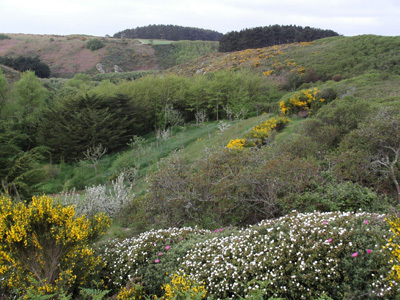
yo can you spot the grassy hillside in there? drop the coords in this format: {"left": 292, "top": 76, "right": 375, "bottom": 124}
{"left": 0, "top": 33, "right": 219, "bottom": 77}
{"left": 168, "top": 35, "right": 400, "bottom": 81}
{"left": 2, "top": 34, "right": 400, "bottom": 299}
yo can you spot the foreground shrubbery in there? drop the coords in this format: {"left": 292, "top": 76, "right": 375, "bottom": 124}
{"left": 1, "top": 194, "right": 399, "bottom": 299}
{"left": 0, "top": 195, "right": 110, "bottom": 298}
{"left": 98, "top": 211, "right": 399, "bottom": 299}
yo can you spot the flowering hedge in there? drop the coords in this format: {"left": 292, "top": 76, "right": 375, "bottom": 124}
{"left": 179, "top": 211, "right": 396, "bottom": 299}
{"left": 97, "top": 227, "right": 210, "bottom": 292}
{"left": 100, "top": 211, "right": 398, "bottom": 299}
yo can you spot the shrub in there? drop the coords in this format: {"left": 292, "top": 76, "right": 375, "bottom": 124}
{"left": 179, "top": 211, "right": 397, "bottom": 299}
{"left": 286, "top": 181, "right": 392, "bottom": 213}
{"left": 0, "top": 34, "right": 11, "bottom": 40}
{"left": 86, "top": 39, "right": 105, "bottom": 51}
{"left": 280, "top": 87, "right": 326, "bottom": 116}
{"left": 161, "top": 272, "right": 207, "bottom": 299}
{"left": 57, "top": 172, "right": 133, "bottom": 218}
{"left": 96, "top": 227, "right": 210, "bottom": 294}
{"left": 386, "top": 216, "right": 400, "bottom": 285}
{"left": 0, "top": 195, "right": 110, "bottom": 297}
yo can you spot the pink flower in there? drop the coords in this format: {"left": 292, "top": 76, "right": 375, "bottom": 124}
{"left": 214, "top": 229, "right": 219, "bottom": 233}
{"left": 165, "top": 246, "right": 170, "bottom": 250}
{"left": 154, "top": 259, "right": 160, "bottom": 263}
{"left": 352, "top": 252, "right": 359, "bottom": 257}
{"left": 364, "top": 219, "right": 369, "bottom": 225}
{"left": 158, "top": 252, "right": 163, "bottom": 256}
{"left": 322, "top": 221, "right": 328, "bottom": 224}
{"left": 367, "top": 249, "right": 372, "bottom": 254}
{"left": 328, "top": 239, "right": 333, "bottom": 243}
{"left": 179, "top": 237, "right": 183, "bottom": 240}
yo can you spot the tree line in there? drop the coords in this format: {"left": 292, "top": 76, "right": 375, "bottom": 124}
{"left": 0, "top": 55, "right": 51, "bottom": 78}
{"left": 113, "top": 24, "right": 223, "bottom": 41}
{"left": 219, "top": 25, "right": 339, "bottom": 52}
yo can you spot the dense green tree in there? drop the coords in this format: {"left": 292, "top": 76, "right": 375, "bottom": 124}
{"left": 0, "top": 121, "right": 47, "bottom": 199}
{"left": 38, "top": 93, "right": 142, "bottom": 162}
{"left": 11, "top": 71, "right": 49, "bottom": 149}
{"left": 0, "top": 55, "right": 50, "bottom": 78}
{"left": 219, "top": 25, "right": 339, "bottom": 52}
{"left": 0, "top": 68, "right": 7, "bottom": 119}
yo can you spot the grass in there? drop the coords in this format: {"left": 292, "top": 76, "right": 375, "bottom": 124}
{"left": 137, "top": 39, "right": 174, "bottom": 45}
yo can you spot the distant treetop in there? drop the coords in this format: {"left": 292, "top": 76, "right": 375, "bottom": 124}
{"left": 219, "top": 25, "right": 340, "bottom": 52}
{"left": 113, "top": 24, "right": 223, "bottom": 41}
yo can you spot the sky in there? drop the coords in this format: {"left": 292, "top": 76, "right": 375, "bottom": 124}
{"left": 0, "top": 0, "right": 399, "bottom": 37}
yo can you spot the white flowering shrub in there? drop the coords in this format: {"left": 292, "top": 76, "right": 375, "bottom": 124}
{"left": 58, "top": 173, "right": 133, "bottom": 217}
{"left": 97, "top": 227, "right": 210, "bottom": 292}
{"left": 96, "top": 211, "right": 398, "bottom": 299}
{"left": 178, "top": 211, "right": 397, "bottom": 299}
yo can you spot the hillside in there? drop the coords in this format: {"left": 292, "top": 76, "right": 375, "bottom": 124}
{"left": 2, "top": 34, "right": 400, "bottom": 299}
{"left": 168, "top": 35, "right": 400, "bottom": 81}
{"left": 0, "top": 33, "right": 219, "bottom": 77}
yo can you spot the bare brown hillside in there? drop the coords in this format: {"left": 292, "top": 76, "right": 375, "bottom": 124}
{"left": 0, "top": 34, "right": 160, "bottom": 77}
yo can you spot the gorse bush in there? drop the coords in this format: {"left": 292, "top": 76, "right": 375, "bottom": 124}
{"left": 0, "top": 195, "right": 110, "bottom": 297}
{"left": 386, "top": 216, "right": 400, "bottom": 285}
{"left": 162, "top": 272, "right": 207, "bottom": 299}
{"left": 280, "top": 87, "right": 326, "bottom": 116}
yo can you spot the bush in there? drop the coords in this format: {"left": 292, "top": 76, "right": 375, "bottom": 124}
{"left": 86, "top": 39, "right": 105, "bottom": 51}
{"left": 280, "top": 87, "right": 327, "bottom": 116}
{"left": 100, "top": 212, "right": 398, "bottom": 299}
{"left": 179, "top": 211, "right": 397, "bottom": 299}
{"left": 0, "top": 195, "right": 110, "bottom": 297}
{"left": 96, "top": 227, "right": 210, "bottom": 295}
{"left": 286, "top": 181, "right": 392, "bottom": 213}
{"left": 0, "top": 55, "right": 50, "bottom": 78}
{"left": 58, "top": 172, "right": 133, "bottom": 218}
{"left": 0, "top": 34, "right": 11, "bottom": 40}
{"left": 144, "top": 149, "right": 320, "bottom": 228}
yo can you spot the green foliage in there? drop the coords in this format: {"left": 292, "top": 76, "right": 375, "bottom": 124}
{"left": 86, "top": 39, "right": 105, "bottom": 51}
{"left": 91, "top": 70, "right": 154, "bottom": 83}
{"left": 0, "top": 56, "right": 50, "bottom": 78}
{"left": 144, "top": 149, "right": 320, "bottom": 228}
{"left": 0, "top": 33, "right": 11, "bottom": 40}
{"left": 286, "top": 181, "right": 391, "bottom": 213}
{"left": 153, "top": 41, "right": 219, "bottom": 69}
{"left": 38, "top": 93, "right": 142, "bottom": 162}
{"left": 219, "top": 24, "right": 339, "bottom": 52}
{"left": 337, "top": 107, "right": 400, "bottom": 199}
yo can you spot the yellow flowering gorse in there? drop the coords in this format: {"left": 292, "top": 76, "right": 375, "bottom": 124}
{"left": 280, "top": 87, "right": 325, "bottom": 115}
{"left": 162, "top": 272, "right": 207, "bottom": 299}
{"left": 0, "top": 195, "right": 110, "bottom": 296}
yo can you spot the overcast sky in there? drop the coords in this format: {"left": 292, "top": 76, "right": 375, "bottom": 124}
{"left": 0, "top": 0, "right": 399, "bottom": 37}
